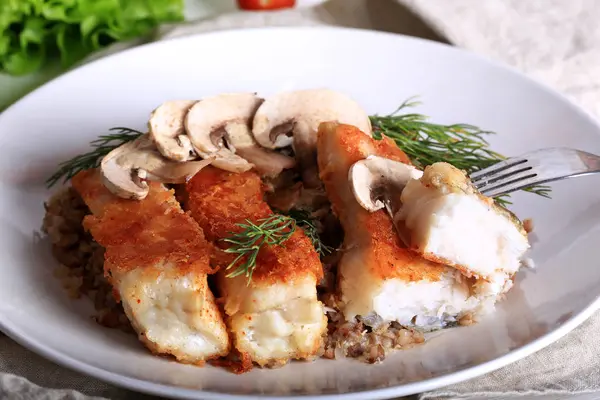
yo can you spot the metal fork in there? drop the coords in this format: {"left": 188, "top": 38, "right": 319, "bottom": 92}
{"left": 470, "top": 147, "right": 600, "bottom": 197}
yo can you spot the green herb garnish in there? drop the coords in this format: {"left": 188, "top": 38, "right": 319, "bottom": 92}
{"left": 286, "top": 208, "right": 332, "bottom": 256}
{"left": 222, "top": 215, "right": 297, "bottom": 285}
{"left": 45, "top": 127, "right": 143, "bottom": 188}
{"left": 369, "top": 97, "right": 551, "bottom": 205}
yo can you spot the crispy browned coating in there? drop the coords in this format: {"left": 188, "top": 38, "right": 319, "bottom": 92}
{"left": 72, "top": 169, "right": 215, "bottom": 278}
{"left": 186, "top": 167, "right": 326, "bottom": 368}
{"left": 209, "top": 350, "right": 254, "bottom": 374}
{"left": 70, "top": 169, "right": 230, "bottom": 363}
{"left": 317, "top": 122, "right": 445, "bottom": 282}
{"left": 186, "top": 167, "right": 323, "bottom": 284}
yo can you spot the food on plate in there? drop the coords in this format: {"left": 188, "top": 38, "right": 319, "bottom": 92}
{"left": 42, "top": 88, "right": 545, "bottom": 371}
{"left": 148, "top": 100, "right": 198, "bottom": 162}
{"left": 71, "top": 169, "right": 230, "bottom": 363}
{"left": 186, "top": 167, "right": 327, "bottom": 367}
{"left": 349, "top": 155, "right": 424, "bottom": 213}
{"left": 348, "top": 157, "right": 530, "bottom": 279}
{"left": 185, "top": 93, "right": 295, "bottom": 175}
{"left": 252, "top": 89, "right": 372, "bottom": 187}
{"left": 100, "top": 134, "right": 213, "bottom": 200}
{"left": 317, "top": 123, "right": 512, "bottom": 334}
{"left": 395, "top": 162, "right": 530, "bottom": 279}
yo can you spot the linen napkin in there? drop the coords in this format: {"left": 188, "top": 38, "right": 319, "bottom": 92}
{"left": 1, "top": 1, "right": 599, "bottom": 399}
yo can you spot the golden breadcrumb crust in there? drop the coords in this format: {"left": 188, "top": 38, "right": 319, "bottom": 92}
{"left": 186, "top": 167, "right": 323, "bottom": 285}
{"left": 72, "top": 170, "right": 215, "bottom": 278}
{"left": 317, "top": 122, "right": 446, "bottom": 282}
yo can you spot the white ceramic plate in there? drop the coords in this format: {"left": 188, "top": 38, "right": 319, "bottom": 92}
{"left": 1, "top": 27, "right": 600, "bottom": 400}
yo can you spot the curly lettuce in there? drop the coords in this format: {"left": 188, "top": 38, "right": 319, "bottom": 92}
{"left": 0, "top": 0, "right": 184, "bottom": 76}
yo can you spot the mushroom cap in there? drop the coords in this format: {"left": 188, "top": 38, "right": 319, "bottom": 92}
{"left": 252, "top": 89, "right": 373, "bottom": 149}
{"left": 252, "top": 89, "right": 372, "bottom": 188}
{"left": 148, "top": 100, "right": 198, "bottom": 161}
{"left": 185, "top": 93, "right": 263, "bottom": 173}
{"left": 349, "top": 155, "right": 423, "bottom": 212}
{"left": 101, "top": 135, "right": 152, "bottom": 200}
{"left": 225, "top": 123, "right": 296, "bottom": 177}
{"left": 100, "top": 134, "right": 213, "bottom": 200}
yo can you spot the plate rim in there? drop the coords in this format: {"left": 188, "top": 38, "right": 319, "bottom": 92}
{"left": 1, "top": 26, "right": 599, "bottom": 399}
{"left": 3, "top": 299, "right": 600, "bottom": 400}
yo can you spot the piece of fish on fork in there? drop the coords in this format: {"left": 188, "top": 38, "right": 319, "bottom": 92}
{"left": 399, "top": 148, "right": 600, "bottom": 278}
{"left": 397, "top": 162, "right": 530, "bottom": 280}
{"left": 352, "top": 148, "right": 596, "bottom": 282}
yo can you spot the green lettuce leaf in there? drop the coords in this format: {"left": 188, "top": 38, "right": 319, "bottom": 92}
{"left": 0, "top": 0, "right": 184, "bottom": 76}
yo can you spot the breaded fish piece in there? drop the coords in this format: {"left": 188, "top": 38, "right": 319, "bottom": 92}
{"left": 186, "top": 167, "right": 327, "bottom": 367}
{"left": 397, "top": 162, "right": 530, "bottom": 279}
{"left": 72, "top": 169, "right": 230, "bottom": 363}
{"left": 317, "top": 123, "right": 509, "bottom": 329}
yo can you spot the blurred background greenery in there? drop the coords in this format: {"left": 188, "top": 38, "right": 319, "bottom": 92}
{"left": 0, "top": 0, "right": 272, "bottom": 110}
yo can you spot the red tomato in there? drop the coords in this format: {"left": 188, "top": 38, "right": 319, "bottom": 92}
{"left": 237, "top": 0, "right": 296, "bottom": 10}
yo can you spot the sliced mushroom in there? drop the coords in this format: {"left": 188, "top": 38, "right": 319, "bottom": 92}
{"left": 184, "top": 93, "right": 260, "bottom": 173}
{"left": 184, "top": 93, "right": 295, "bottom": 176}
{"left": 100, "top": 134, "right": 213, "bottom": 200}
{"left": 253, "top": 89, "right": 373, "bottom": 149}
{"left": 225, "top": 123, "right": 296, "bottom": 177}
{"left": 348, "top": 155, "right": 423, "bottom": 212}
{"left": 252, "top": 89, "right": 372, "bottom": 187}
{"left": 148, "top": 100, "right": 198, "bottom": 161}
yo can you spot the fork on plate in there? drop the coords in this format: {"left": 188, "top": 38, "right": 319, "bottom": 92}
{"left": 469, "top": 147, "right": 600, "bottom": 198}
{"left": 381, "top": 147, "right": 600, "bottom": 228}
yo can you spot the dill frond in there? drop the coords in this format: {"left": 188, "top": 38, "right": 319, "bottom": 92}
{"left": 370, "top": 98, "right": 551, "bottom": 203}
{"left": 222, "top": 215, "right": 296, "bottom": 284}
{"left": 46, "top": 127, "right": 143, "bottom": 187}
{"left": 286, "top": 208, "right": 332, "bottom": 256}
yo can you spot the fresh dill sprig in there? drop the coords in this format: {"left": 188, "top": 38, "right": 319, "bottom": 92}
{"left": 495, "top": 184, "right": 552, "bottom": 206}
{"left": 222, "top": 215, "right": 296, "bottom": 284}
{"left": 370, "top": 97, "right": 551, "bottom": 203}
{"left": 46, "top": 127, "right": 144, "bottom": 188}
{"left": 286, "top": 209, "right": 333, "bottom": 256}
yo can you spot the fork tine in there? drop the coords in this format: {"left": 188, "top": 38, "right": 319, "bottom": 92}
{"left": 477, "top": 169, "right": 538, "bottom": 192}
{"left": 480, "top": 176, "right": 540, "bottom": 197}
{"left": 470, "top": 157, "right": 527, "bottom": 181}
{"left": 473, "top": 164, "right": 534, "bottom": 190}
{"left": 470, "top": 157, "right": 527, "bottom": 182}
{"left": 471, "top": 147, "right": 600, "bottom": 198}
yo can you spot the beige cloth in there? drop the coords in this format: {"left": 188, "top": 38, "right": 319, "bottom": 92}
{"left": 401, "top": 0, "right": 600, "bottom": 122}
{"left": 2, "top": 0, "right": 600, "bottom": 399}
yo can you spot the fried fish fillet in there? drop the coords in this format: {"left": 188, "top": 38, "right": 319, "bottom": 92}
{"left": 397, "top": 162, "right": 530, "bottom": 279}
{"left": 186, "top": 167, "right": 327, "bottom": 367}
{"left": 72, "top": 169, "right": 230, "bottom": 363}
{"left": 317, "top": 123, "right": 510, "bottom": 329}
